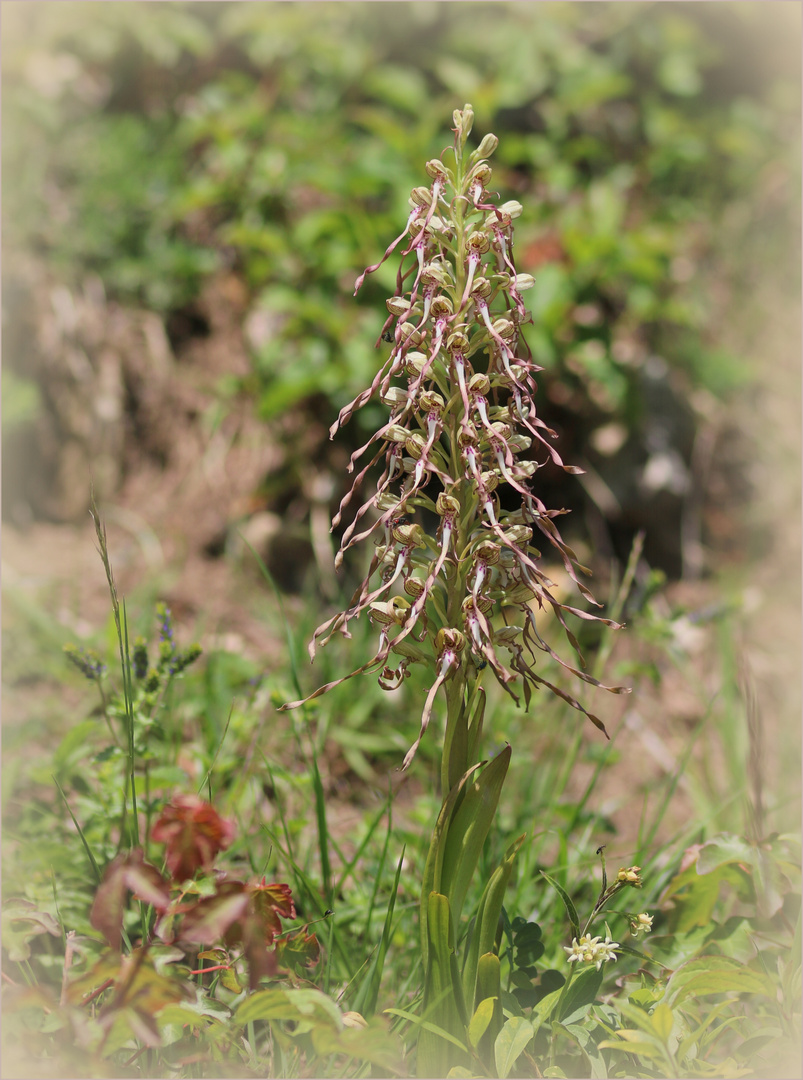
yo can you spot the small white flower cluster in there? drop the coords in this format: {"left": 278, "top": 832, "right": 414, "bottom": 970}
{"left": 563, "top": 933, "right": 620, "bottom": 971}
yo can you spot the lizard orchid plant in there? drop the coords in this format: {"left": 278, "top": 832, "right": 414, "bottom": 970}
{"left": 283, "top": 105, "right": 630, "bottom": 1076}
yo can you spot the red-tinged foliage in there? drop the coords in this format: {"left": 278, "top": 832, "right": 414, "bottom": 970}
{"left": 83, "top": 797, "right": 306, "bottom": 1000}
{"left": 176, "top": 880, "right": 250, "bottom": 945}
{"left": 179, "top": 878, "right": 296, "bottom": 990}
{"left": 250, "top": 879, "right": 295, "bottom": 940}
{"left": 90, "top": 850, "right": 170, "bottom": 951}
{"left": 151, "top": 795, "right": 236, "bottom": 883}
{"left": 67, "top": 947, "right": 188, "bottom": 1053}
{"left": 275, "top": 926, "right": 321, "bottom": 975}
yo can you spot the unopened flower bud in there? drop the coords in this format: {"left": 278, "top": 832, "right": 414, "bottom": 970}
{"left": 504, "top": 508, "right": 528, "bottom": 525}
{"left": 494, "top": 625, "right": 523, "bottom": 645}
{"left": 454, "top": 104, "right": 474, "bottom": 141}
{"left": 436, "top": 492, "right": 460, "bottom": 517}
{"left": 472, "top": 132, "right": 499, "bottom": 161}
{"left": 489, "top": 421, "right": 511, "bottom": 439}
{"left": 514, "top": 273, "right": 536, "bottom": 291}
{"left": 617, "top": 866, "right": 643, "bottom": 887}
{"left": 376, "top": 493, "right": 402, "bottom": 512}
{"left": 507, "top": 434, "right": 532, "bottom": 453}
{"left": 504, "top": 584, "right": 535, "bottom": 604}
{"left": 391, "top": 637, "right": 429, "bottom": 662}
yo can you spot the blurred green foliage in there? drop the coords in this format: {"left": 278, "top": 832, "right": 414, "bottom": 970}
{"left": 3, "top": 1, "right": 800, "bottom": 474}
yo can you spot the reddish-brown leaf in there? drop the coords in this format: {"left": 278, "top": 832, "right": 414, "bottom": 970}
{"left": 177, "top": 877, "right": 297, "bottom": 990}
{"left": 179, "top": 881, "right": 250, "bottom": 945}
{"left": 250, "top": 880, "right": 295, "bottom": 945}
{"left": 90, "top": 851, "right": 170, "bottom": 951}
{"left": 151, "top": 795, "right": 236, "bottom": 882}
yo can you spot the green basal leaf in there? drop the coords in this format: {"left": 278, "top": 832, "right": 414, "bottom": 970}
{"left": 462, "top": 835, "right": 525, "bottom": 1011}
{"left": 417, "top": 892, "right": 468, "bottom": 1079}
{"left": 420, "top": 764, "right": 483, "bottom": 964}
{"left": 440, "top": 747, "right": 511, "bottom": 931}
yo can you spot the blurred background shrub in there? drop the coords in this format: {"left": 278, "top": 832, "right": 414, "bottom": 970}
{"left": 3, "top": 0, "right": 800, "bottom": 580}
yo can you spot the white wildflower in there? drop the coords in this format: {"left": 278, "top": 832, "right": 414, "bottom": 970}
{"left": 564, "top": 933, "right": 620, "bottom": 971}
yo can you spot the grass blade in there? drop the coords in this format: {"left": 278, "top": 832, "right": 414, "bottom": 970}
{"left": 540, "top": 870, "right": 580, "bottom": 940}
{"left": 240, "top": 534, "right": 304, "bottom": 701}
{"left": 52, "top": 777, "right": 102, "bottom": 883}
{"left": 351, "top": 845, "right": 406, "bottom": 1018}
{"left": 198, "top": 701, "right": 235, "bottom": 800}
